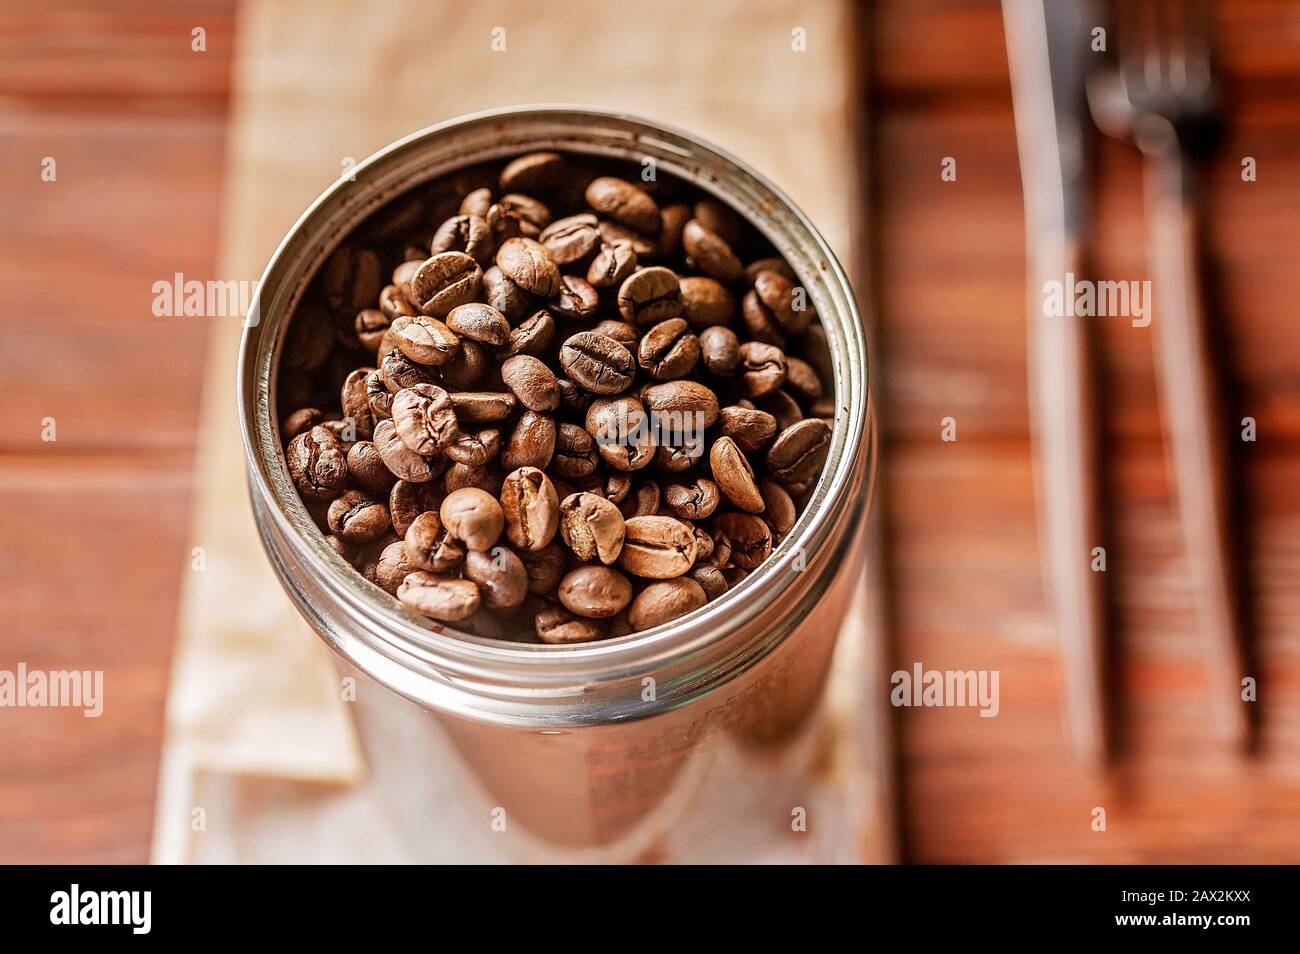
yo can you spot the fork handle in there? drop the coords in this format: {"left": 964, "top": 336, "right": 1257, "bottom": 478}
{"left": 1143, "top": 140, "right": 1253, "bottom": 748}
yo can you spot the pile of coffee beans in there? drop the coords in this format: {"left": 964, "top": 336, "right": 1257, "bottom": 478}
{"left": 277, "top": 150, "right": 835, "bottom": 642}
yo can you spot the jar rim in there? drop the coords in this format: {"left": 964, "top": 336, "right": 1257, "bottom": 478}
{"left": 238, "top": 104, "right": 870, "bottom": 689}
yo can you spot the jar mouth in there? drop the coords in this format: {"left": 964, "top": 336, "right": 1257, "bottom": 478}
{"left": 238, "top": 105, "right": 870, "bottom": 683}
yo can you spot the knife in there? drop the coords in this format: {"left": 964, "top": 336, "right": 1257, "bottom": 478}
{"left": 1002, "top": 0, "right": 1108, "bottom": 765}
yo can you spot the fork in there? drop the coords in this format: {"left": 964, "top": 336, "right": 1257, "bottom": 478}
{"left": 1089, "top": 0, "right": 1254, "bottom": 747}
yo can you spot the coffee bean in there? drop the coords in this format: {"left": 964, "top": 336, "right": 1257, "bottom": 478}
{"left": 586, "top": 396, "right": 655, "bottom": 471}
{"left": 504, "top": 310, "right": 556, "bottom": 358}
{"left": 502, "top": 410, "right": 556, "bottom": 471}
{"left": 535, "top": 604, "right": 605, "bottom": 644}
{"left": 552, "top": 423, "right": 600, "bottom": 479}
{"left": 549, "top": 274, "right": 600, "bottom": 321}
{"left": 690, "top": 565, "right": 728, "bottom": 601}
{"left": 501, "top": 466, "right": 559, "bottom": 551}
{"left": 638, "top": 318, "right": 700, "bottom": 380}
{"left": 718, "top": 405, "right": 777, "bottom": 452}
{"left": 445, "top": 461, "right": 503, "bottom": 497}
{"left": 619, "top": 515, "right": 697, "bottom": 579}
{"left": 586, "top": 239, "right": 637, "bottom": 288}
{"left": 757, "top": 388, "right": 803, "bottom": 431}
{"left": 352, "top": 532, "right": 398, "bottom": 584}
{"left": 766, "top": 418, "right": 831, "bottom": 493}
{"left": 446, "top": 302, "right": 510, "bottom": 347}
{"left": 712, "top": 512, "right": 772, "bottom": 569}
{"left": 321, "top": 246, "right": 382, "bottom": 312}
{"left": 598, "top": 219, "right": 655, "bottom": 257}
{"left": 365, "top": 369, "right": 393, "bottom": 419}
{"left": 590, "top": 319, "right": 638, "bottom": 352}
{"left": 376, "top": 541, "right": 417, "bottom": 594}
{"left": 556, "top": 378, "right": 592, "bottom": 416}
{"left": 663, "top": 477, "right": 721, "bottom": 521}
{"left": 327, "top": 490, "right": 391, "bottom": 543}
{"left": 464, "top": 546, "right": 529, "bottom": 609}
{"left": 398, "top": 572, "right": 480, "bottom": 621}
{"left": 559, "top": 332, "right": 635, "bottom": 395}
{"left": 446, "top": 427, "right": 501, "bottom": 467}
{"left": 699, "top": 325, "right": 741, "bottom": 377}
{"left": 559, "top": 565, "right": 632, "bottom": 618}
{"left": 347, "top": 441, "right": 397, "bottom": 497}
{"left": 459, "top": 187, "right": 492, "bottom": 218}
{"left": 519, "top": 542, "right": 566, "bottom": 595}
{"left": 380, "top": 347, "right": 436, "bottom": 393}
{"left": 440, "top": 338, "right": 490, "bottom": 390}
{"left": 741, "top": 288, "right": 787, "bottom": 346}
{"left": 500, "top": 354, "right": 559, "bottom": 411}
{"left": 618, "top": 266, "right": 682, "bottom": 325}
{"left": 656, "top": 203, "right": 690, "bottom": 258}
{"left": 759, "top": 478, "right": 797, "bottom": 536}
{"left": 390, "top": 314, "right": 460, "bottom": 366}
{"left": 683, "top": 219, "right": 743, "bottom": 282}
{"left": 482, "top": 265, "right": 536, "bottom": 323}
{"left": 392, "top": 384, "right": 458, "bottom": 457}
{"left": 539, "top": 213, "right": 600, "bottom": 265}
{"left": 619, "top": 479, "right": 661, "bottom": 519}
{"left": 282, "top": 407, "right": 323, "bottom": 443}
{"left": 408, "top": 252, "right": 483, "bottom": 318}
{"left": 373, "top": 418, "right": 434, "bottom": 483}
{"left": 737, "top": 341, "right": 787, "bottom": 399}
{"left": 355, "top": 308, "right": 390, "bottom": 352}
{"left": 440, "top": 487, "right": 505, "bottom": 551}
{"left": 499, "top": 151, "right": 567, "bottom": 193}
{"left": 287, "top": 425, "right": 348, "bottom": 501}
{"left": 709, "top": 436, "right": 765, "bottom": 513}
{"left": 679, "top": 276, "right": 735, "bottom": 328}
{"left": 431, "top": 214, "right": 495, "bottom": 268}
{"left": 585, "top": 177, "right": 661, "bottom": 234}
{"left": 744, "top": 256, "right": 796, "bottom": 284}
{"left": 390, "top": 480, "right": 443, "bottom": 537}
{"left": 559, "top": 492, "right": 625, "bottom": 564}
{"left": 488, "top": 194, "right": 551, "bottom": 241}
{"left": 641, "top": 379, "right": 719, "bottom": 429}
{"left": 450, "top": 391, "right": 517, "bottom": 424}
{"left": 754, "top": 269, "right": 811, "bottom": 335}
{"left": 496, "top": 237, "right": 561, "bottom": 298}
{"left": 784, "top": 355, "right": 823, "bottom": 402}
{"left": 628, "top": 577, "right": 707, "bottom": 631}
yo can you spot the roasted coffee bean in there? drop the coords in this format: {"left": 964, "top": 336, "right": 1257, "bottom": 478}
{"left": 586, "top": 397, "right": 655, "bottom": 471}
{"left": 539, "top": 213, "right": 600, "bottom": 265}
{"left": 459, "top": 187, "right": 493, "bottom": 218}
{"left": 439, "top": 487, "right": 505, "bottom": 551}
{"left": 450, "top": 391, "right": 516, "bottom": 423}
{"left": 339, "top": 369, "right": 375, "bottom": 439}
{"left": 535, "top": 605, "right": 605, "bottom": 644}
{"left": 699, "top": 325, "right": 741, "bottom": 377}
{"left": 376, "top": 541, "right": 417, "bottom": 594}
{"left": 444, "top": 461, "right": 503, "bottom": 497}
{"left": 355, "top": 308, "right": 391, "bottom": 352}
{"left": 718, "top": 405, "right": 777, "bottom": 452}
{"left": 784, "top": 355, "right": 823, "bottom": 402}
{"left": 431, "top": 214, "right": 494, "bottom": 268}
{"left": 690, "top": 565, "right": 728, "bottom": 601}
{"left": 505, "top": 309, "right": 556, "bottom": 358}
{"left": 679, "top": 276, "right": 735, "bottom": 328}
{"left": 378, "top": 284, "right": 417, "bottom": 323}
{"left": 709, "top": 436, "right": 765, "bottom": 513}
{"left": 586, "top": 239, "right": 637, "bottom": 288}
{"left": 373, "top": 418, "right": 434, "bottom": 482}
{"left": 392, "top": 259, "right": 423, "bottom": 287}
{"left": 392, "top": 384, "right": 458, "bottom": 457}
{"left": 744, "top": 256, "right": 796, "bottom": 284}
{"left": 502, "top": 410, "right": 556, "bottom": 471}
{"left": 759, "top": 478, "right": 797, "bottom": 536}
{"left": 464, "top": 546, "right": 529, "bottom": 609}
{"left": 693, "top": 198, "right": 744, "bottom": 246}
{"left": 653, "top": 437, "right": 702, "bottom": 473}
{"left": 390, "top": 480, "right": 443, "bottom": 537}
{"left": 287, "top": 426, "right": 348, "bottom": 501}
{"left": 754, "top": 268, "right": 811, "bottom": 335}
{"left": 519, "top": 542, "right": 566, "bottom": 595}
{"left": 500, "top": 354, "right": 559, "bottom": 412}
{"left": 366, "top": 370, "right": 393, "bottom": 419}
{"left": 398, "top": 572, "right": 480, "bottom": 621}
{"left": 628, "top": 577, "right": 707, "bottom": 631}
{"left": 656, "top": 203, "right": 691, "bottom": 258}
{"left": 640, "top": 379, "right": 720, "bottom": 429}
{"left": 663, "top": 477, "right": 721, "bottom": 521}
{"left": 390, "top": 313, "right": 460, "bottom": 366}
{"left": 599, "top": 472, "right": 634, "bottom": 505}
{"left": 321, "top": 246, "right": 382, "bottom": 312}
{"left": 619, "top": 515, "right": 697, "bottom": 579}
{"left": 501, "top": 466, "right": 559, "bottom": 551}
{"left": 327, "top": 489, "right": 391, "bottom": 543}
{"left": 598, "top": 219, "right": 656, "bottom": 257}
{"left": 741, "top": 288, "right": 787, "bottom": 346}
{"left": 767, "top": 418, "right": 831, "bottom": 493}
{"left": 352, "top": 533, "right": 397, "bottom": 584}
{"left": 559, "top": 565, "right": 632, "bottom": 618}
{"left": 405, "top": 511, "right": 466, "bottom": 573}
{"left": 445, "top": 301, "right": 510, "bottom": 347}
{"left": 552, "top": 423, "right": 600, "bottom": 479}
{"left": 559, "top": 492, "right": 625, "bottom": 564}
{"left": 347, "top": 441, "right": 397, "bottom": 497}
{"left": 408, "top": 251, "right": 483, "bottom": 318}
{"left": 713, "top": 512, "right": 772, "bottom": 569}
{"left": 591, "top": 319, "right": 638, "bottom": 352}
{"left": 757, "top": 388, "right": 803, "bottom": 431}
{"left": 495, "top": 237, "right": 561, "bottom": 298}
{"left": 380, "top": 347, "right": 436, "bottom": 393}
{"left": 559, "top": 332, "right": 635, "bottom": 395}
{"left": 488, "top": 194, "right": 551, "bottom": 241}
{"left": 482, "top": 264, "right": 536, "bottom": 323}
{"left": 737, "top": 341, "right": 787, "bottom": 399}
{"left": 585, "top": 177, "right": 661, "bottom": 234}
{"left": 638, "top": 318, "right": 700, "bottom": 380}
{"left": 446, "top": 427, "right": 501, "bottom": 467}
{"left": 500, "top": 151, "right": 567, "bottom": 193}
{"left": 617, "top": 266, "right": 682, "bottom": 325}
{"left": 555, "top": 378, "right": 592, "bottom": 416}
{"left": 682, "top": 219, "right": 743, "bottom": 282}
{"left": 549, "top": 274, "right": 600, "bottom": 320}
{"left": 440, "top": 338, "right": 489, "bottom": 390}
{"left": 619, "top": 478, "right": 661, "bottom": 519}
{"left": 281, "top": 407, "right": 323, "bottom": 443}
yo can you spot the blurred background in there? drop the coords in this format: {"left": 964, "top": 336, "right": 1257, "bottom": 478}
{"left": 1, "top": 0, "right": 1298, "bottom": 863}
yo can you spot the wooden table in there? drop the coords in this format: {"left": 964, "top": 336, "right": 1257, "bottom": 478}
{"left": 2, "top": 0, "right": 1298, "bottom": 863}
